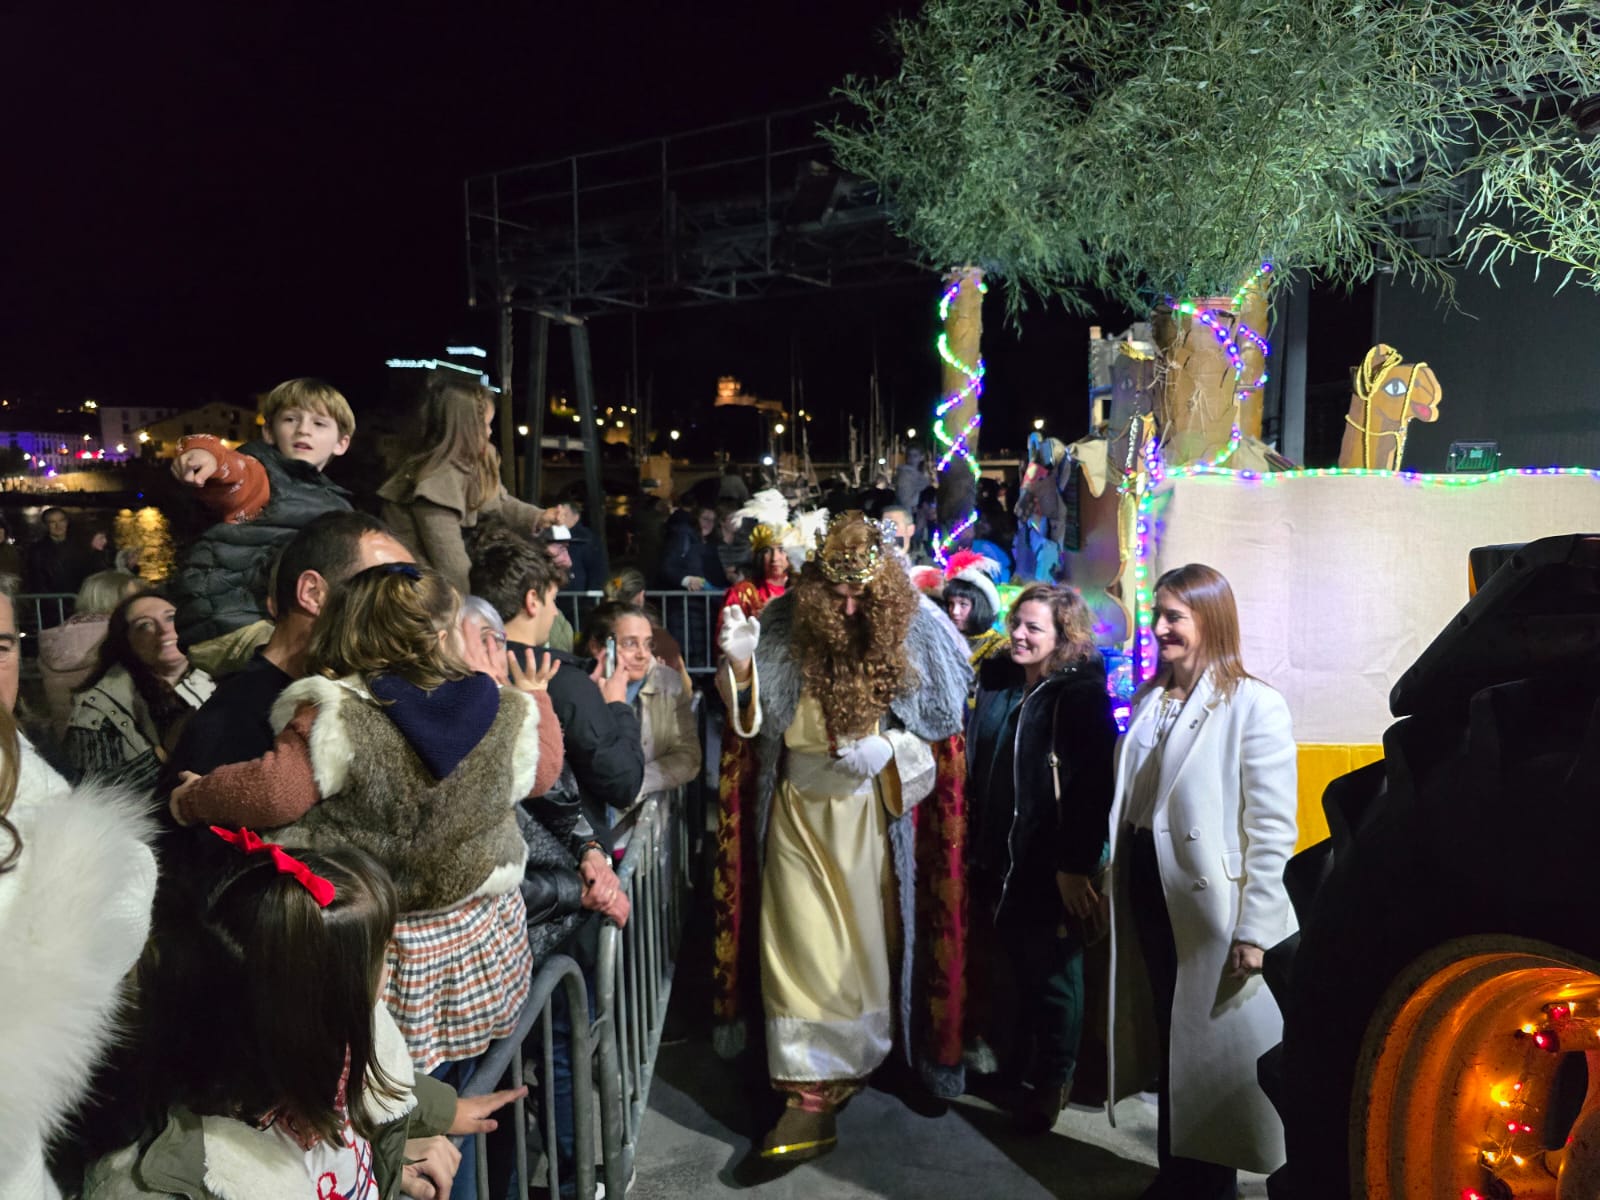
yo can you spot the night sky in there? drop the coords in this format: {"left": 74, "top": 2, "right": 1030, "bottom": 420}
{"left": 1, "top": 2, "right": 1126, "bottom": 461}
{"left": 3, "top": 4, "right": 1372, "bottom": 463}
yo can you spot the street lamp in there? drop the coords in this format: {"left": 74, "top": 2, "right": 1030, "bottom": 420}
{"left": 669, "top": 430, "right": 681, "bottom": 441}
{"left": 137, "top": 432, "right": 150, "bottom": 444}
{"left": 906, "top": 427, "right": 917, "bottom": 439}
{"left": 517, "top": 425, "right": 529, "bottom": 436}
{"left": 762, "top": 455, "right": 774, "bottom": 466}
{"left": 773, "top": 422, "right": 785, "bottom": 435}
{"left": 1033, "top": 418, "right": 1045, "bottom": 431}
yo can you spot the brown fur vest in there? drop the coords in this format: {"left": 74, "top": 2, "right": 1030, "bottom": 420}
{"left": 267, "top": 676, "right": 538, "bottom": 912}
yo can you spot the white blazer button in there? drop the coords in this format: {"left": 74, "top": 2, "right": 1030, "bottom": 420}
{"left": 1186, "top": 828, "right": 1200, "bottom": 841}
{"left": 1196, "top": 877, "right": 1209, "bottom": 889}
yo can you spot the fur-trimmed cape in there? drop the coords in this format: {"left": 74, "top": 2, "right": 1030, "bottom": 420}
{"left": 0, "top": 746, "right": 157, "bottom": 1200}
{"left": 712, "top": 593, "right": 974, "bottom": 1097}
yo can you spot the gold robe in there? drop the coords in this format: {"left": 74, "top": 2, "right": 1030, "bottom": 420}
{"left": 760, "top": 693, "right": 894, "bottom": 1084}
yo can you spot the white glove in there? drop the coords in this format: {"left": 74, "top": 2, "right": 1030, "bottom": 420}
{"left": 835, "top": 735, "right": 894, "bottom": 779}
{"left": 719, "top": 604, "right": 760, "bottom": 665}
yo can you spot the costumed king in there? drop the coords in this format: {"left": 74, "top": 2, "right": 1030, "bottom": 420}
{"left": 715, "top": 511, "right": 972, "bottom": 1162}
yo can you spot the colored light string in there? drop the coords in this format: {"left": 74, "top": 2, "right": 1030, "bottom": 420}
{"left": 1165, "top": 261, "right": 1275, "bottom": 472}
{"left": 930, "top": 275, "right": 988, "bottom": 565}
{"left": 1129, "top": 459, "right": 1600, "bottom": 683}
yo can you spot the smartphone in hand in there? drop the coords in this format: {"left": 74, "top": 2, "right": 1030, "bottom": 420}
{"left": 604, "top": 636, "right": 617, "bottom": 676}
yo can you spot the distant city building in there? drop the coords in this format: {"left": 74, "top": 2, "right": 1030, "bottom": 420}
{"left": 100, "top": 406, "right": 180, "bottom": 460}
{"left": 139, "top": 402, "right": 260, "bottom": 460}
{"left": 0, "top": 430, "right": 100, "bottom": 473}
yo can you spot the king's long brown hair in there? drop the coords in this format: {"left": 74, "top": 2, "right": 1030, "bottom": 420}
{"left": 792, "top": 537, "right": 918, "bottom": 742}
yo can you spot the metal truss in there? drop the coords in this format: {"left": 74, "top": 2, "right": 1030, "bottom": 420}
{"left": 463, "top": 101, "right": 928, "bottom": 317}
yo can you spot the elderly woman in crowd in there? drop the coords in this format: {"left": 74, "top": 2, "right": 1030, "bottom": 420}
{"left": 39, "top": 569, "right": 143, "bottom": 738}
{"left": 63, "top": 590, "right": 216, "bottom": 792}
{"left": 459, "top": 593, "right": 511, "bottom": 686}
{"left": 581, "top": 600, "right": 699, "bottom": 846}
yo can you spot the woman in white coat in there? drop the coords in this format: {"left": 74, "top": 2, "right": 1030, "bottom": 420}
{"left": 1107, "top": 563, "right": 1297, "bottom": 1200}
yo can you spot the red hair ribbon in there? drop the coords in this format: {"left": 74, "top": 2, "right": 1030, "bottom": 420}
{"left": 210, "top": 826, "right": 337, "bottom": 908}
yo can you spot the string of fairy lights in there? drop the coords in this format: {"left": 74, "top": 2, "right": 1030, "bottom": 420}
{"left": 1461, "top": 999, "right": 1593, "bottom": 1199}
{"left": 930, "top": 274, "right": 988, "bottom": 566}
{"left": 1131, "top": 462, "right": 1600, "bottom": 682}
{"left": 1132, "top": 264, "right": 1275, "bottom": 677}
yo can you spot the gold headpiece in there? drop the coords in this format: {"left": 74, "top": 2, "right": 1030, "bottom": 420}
{"left": 749, "top": 523, "right": 782, "bottom": 554}
{"left": 813, "top": 511, "right": 889, "bottom": 585}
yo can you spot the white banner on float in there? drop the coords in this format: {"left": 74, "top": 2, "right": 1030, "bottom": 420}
{"left": 1150, "top": 471, "right": 1600, "bottom": 745}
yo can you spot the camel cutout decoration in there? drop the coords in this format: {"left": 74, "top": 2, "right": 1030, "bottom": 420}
{"left": 1338, "top": 344, "right": 1443, "bottom": 470}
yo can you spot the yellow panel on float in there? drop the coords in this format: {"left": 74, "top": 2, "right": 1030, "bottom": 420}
{"left": 1295, "top": 744, "right": 1385, "bottom": 851}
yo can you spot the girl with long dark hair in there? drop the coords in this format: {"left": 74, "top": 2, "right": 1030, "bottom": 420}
{"left": 85, "top": 839, "right": 522, "bottom": 1199}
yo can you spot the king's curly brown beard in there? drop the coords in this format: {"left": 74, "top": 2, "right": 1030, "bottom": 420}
{"left": 791, "top": 558, "right": 919, "bottom": 743}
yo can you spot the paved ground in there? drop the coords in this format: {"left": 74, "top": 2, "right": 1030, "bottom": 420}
{"left": 623, "top": 893, "right": 1270, "bottom": 1200}
{"left": 631, "top": 1042, "right": 1268, "bottom": 1199}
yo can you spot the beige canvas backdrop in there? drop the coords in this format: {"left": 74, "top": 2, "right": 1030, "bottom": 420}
{"left": 1150, "top": 472, "right": 1600, "bottom": 744}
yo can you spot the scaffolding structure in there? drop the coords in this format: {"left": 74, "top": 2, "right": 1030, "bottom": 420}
{"left": 462, "top": 101, "right": 927, "bottom": 531}
{"left": 464, "top": 100, "right": 922, "bottom": 317}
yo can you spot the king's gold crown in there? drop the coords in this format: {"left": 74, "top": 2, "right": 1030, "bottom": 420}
{"left": 813, "top": 511, "right": 891, "bottom": 585}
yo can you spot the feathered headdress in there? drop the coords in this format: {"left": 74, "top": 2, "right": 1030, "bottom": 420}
{"left": 785, "top": 507, "right": 831, "bottom": 569}
{"left": 749, "top": 523, "right": 782, "bottom": 553}
{"left": 735, "top": 489, "right": 794, "bottom": 558}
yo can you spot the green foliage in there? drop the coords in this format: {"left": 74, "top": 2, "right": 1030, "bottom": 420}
{"left": 824, "top": 0, "right": 1600, "bottom": 313}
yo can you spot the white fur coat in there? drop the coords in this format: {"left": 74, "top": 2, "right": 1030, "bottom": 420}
{"left": 0, "top": 740, "right": 157, "bottom": 1200}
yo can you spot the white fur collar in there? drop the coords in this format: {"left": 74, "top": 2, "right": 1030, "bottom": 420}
{"left": 268, "top": 675, "right": 371, "bottom": 799}
{"left": 502, "top": 687, "right": 540, "bottom": 799}
{"left": 196, "top": 1004, "right": 417, "bottom": 1200}
{"left": 271, "top": 675, "right": 538, "bottom": 807}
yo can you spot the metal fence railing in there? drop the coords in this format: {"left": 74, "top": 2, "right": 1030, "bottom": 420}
{"left": 11, "top": 592, "right": 78, "bottom": 682}
{"left": 452, "top": 786, "right": 694, "bottom": 1200}
{"left": 597, "top": 788, "right": 691, "bottom": 1195}
{"left": 12, "top": 591, "right": 76, "bottom": 635}
{"left": 557, "top": 590, "right": 726, "bottom": 675}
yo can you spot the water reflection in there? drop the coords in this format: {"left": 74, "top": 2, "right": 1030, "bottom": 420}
{"left": 114, "top": 507, "right": 176, "bottom": 582}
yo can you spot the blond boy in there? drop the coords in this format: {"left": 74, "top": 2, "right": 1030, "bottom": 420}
{"left": 169, "top": 378, "right": 357, "bottom": 657}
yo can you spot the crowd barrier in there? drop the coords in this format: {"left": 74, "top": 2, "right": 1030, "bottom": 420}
{"left": 11, "top": 588, "right": 731, "bottom": 681}
{"left": 556, "top": 590, "right": 726, "bottom": 675}
{"left": 453, "top": 786, "right": 695, "bottom": 1200}
{"left": 13, "top": 585, "right": 705, "bottom": 1198}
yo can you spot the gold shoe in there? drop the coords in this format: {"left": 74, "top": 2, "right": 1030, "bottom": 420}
{"left": 759, "top": 1105, "right": 838, "bottom": 1162}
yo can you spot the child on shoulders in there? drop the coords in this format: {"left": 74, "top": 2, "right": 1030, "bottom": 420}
{"left": 169, "top": 378, "right": 356, "bottom": 668}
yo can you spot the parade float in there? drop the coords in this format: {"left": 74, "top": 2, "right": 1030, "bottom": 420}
{"left": 828, "top": 0, "right": 1600, "bottom": 1194}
